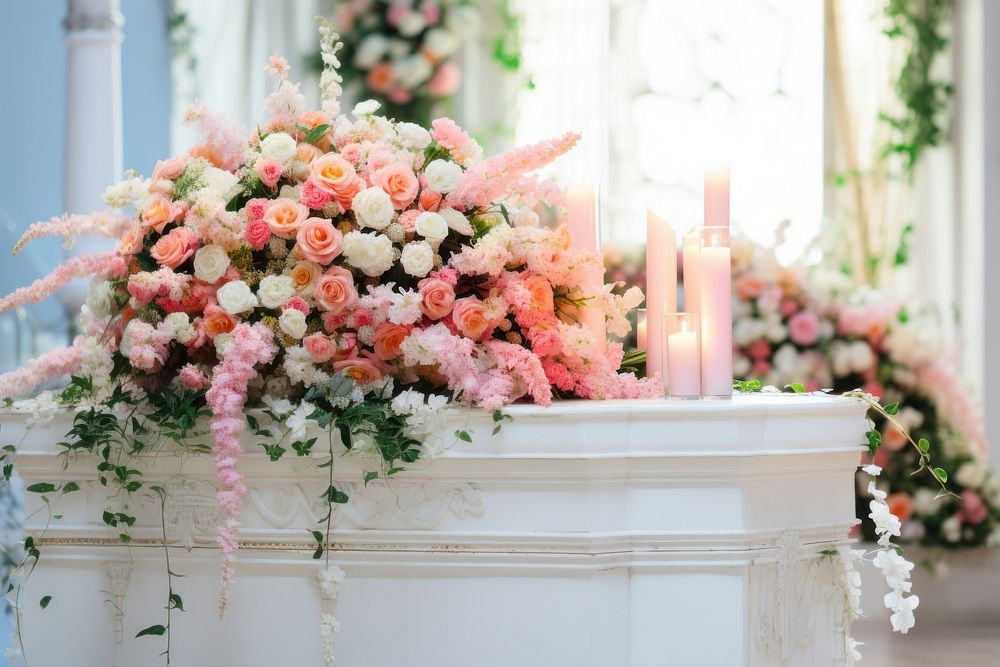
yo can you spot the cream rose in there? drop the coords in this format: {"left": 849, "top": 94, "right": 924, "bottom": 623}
{"left": 260, "top": 132, "right": 297, "bottom": 162}
{"left": 414, "top": 212, "right": 449, "bottom": 243}
{"left": 423, "top": 159, "right": 462, "bottom": 194}
{"left": 352, "top": 187, "right": 395, "bottom": 230}
{"left": 287, "top": 260, "right": 323, "bottom": 297}
{"left": 342, "top": 231, "right": 394, "bottom": 277}
{"left": 86, "top": 279, "right": 116, "bottom": 319}
{"left": 164, "top": 312, "right": 196, "bottom": 344}
{"left": 193, "top": 245, "right": 231, "bottom": 283}
{"left": 279, "top": 308, "right": 308, "bottom": 339}
{"left": 216, "top": 280, "right": 259, "bottom": 314}
{"left": 257, "top": 275, "right": 296, "bottom": 309}
{"left": 395, "top": 122, "right": 431, "bottom": 149}
{"left": 400, "top": 241, "right": 435, "bottom": 277}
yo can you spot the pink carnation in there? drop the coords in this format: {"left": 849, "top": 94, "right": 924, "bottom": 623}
{"left": 245, "top": 218, "right": 272, "bottom": 250}
{"left": 285, "top": 295, "right": 310, "bottom": 315}
{"left": 244, "top": 198, "right": 270, "bottom": 221}
{"left": 178, "top": 364, "right": 210, "bottom": 390}
{"left": 256, "top": 158, "right": 284, "bottom": 188}
{"left": 301, "top": 178, "right": 334, "bottom": 210}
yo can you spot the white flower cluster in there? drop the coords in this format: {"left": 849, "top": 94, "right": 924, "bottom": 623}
{"left": 315, "top": 564, "right": 345, "bottom": 667}
{"left": 7, "top": 391, "right": 61, "bottom": 428}
{"left": 833, "top": 547, "right": 865, "bottom": 665}
{"left": 390, "top": 388, "right": 450, "bottom": 456}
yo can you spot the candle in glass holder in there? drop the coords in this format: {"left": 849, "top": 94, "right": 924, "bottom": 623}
{"left": 664, "top": 313, "right": 700, "bottom": 398}
{"left": 699, "top": 226, "right": 732, "bottom": 398}
{"left": 682, "top": 232, "right": 702, "bottom": 314}
{"left": 566, "top": 183, "right": 606, "bottom": 352}
{"left": 645, "top": 208, "right": 677, "bottom": 383}
{"left": 704, "top": 167, "right": 730, "bottom": 229}
{"left": 637, "top": 308, "right": 648, "bottom": 351}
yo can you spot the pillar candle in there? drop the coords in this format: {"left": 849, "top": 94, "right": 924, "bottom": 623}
{"left": 566, "top": 184, "right": 606, "bottom": 352}
{"left": 636, "top": 308, "right": 648, "bottom": 351}
{"left": 704, "top": 167, "right": 730, "bottom": 229}
{"left": 666, "top": 315, "right": 700, "bottom": 398}
{"left": 682, "top": 233, "right": 701, "bottom": 314}
{"left": 699, "top": 226, "right": 732, "bottom": 397}
{"left": 645, "top": 209, "right": 677, "bottom": 385}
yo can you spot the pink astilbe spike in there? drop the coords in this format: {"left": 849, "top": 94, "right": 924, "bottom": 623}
{"left": 445, "top": 132, "right": 581, "bottom": 211}
{"left": 183, "top": 102, "right": 249, "bottom": 171}
{"left": 13, "top": 210, "right": 138, "bottom": 256}
{"left": 204, "top": 323, "right": 278, "bottom": 616}
{"left": 0, "top": 253, "right": 127, "bottom": 314}
{"left": 0, "top": 338, "right": 84, "bottom": 400}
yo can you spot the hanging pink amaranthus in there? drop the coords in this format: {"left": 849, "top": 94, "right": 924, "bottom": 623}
{"left": 0, "top": 337, "right": 84, "bottom": 400}
{"left": 0, "top": 253, "right": 127, "bottom": 314}
{"left": 204, "top": 323, "right": 278, "bottom": 615}
{"left": 12, "top": 210, "right": 137, "bottom": 256}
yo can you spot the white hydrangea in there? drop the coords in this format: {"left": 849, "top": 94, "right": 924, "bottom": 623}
{"left": 103, "top": 174, "right": 148, "bottom": 208}
{"left": 388, "top": 289, "right": 423, "bottom": 325}
{"left": 955, "top": 461, "right": 988, "bottom": 489}
{"left": 216, "top": 280, "right": 259, "bottom": 314}
{"left": 398, "top": 11, "right": 427, "bottom": 37}
{"left": 279, "top": 308, "right": 308, "bottom": 339}
{"left": 199, "top": 167, "right": 240, "bottom": 201}
{"left": 352, "top": 187, "right": 395, "bottom": 230}
{"left": 259, "top": 132, "right": 298, "bottom": 163}
{"left": 342, "top": 231, "right": 394, "bottom": 277}
{"left": 257, "top": 274, "right": 295, "bottom": 309}
{"left": 394, "top": 54, "right": 433, "bottom": 88}
{"left": 284, "top": 345, "right": 320, "bottom": 386}
{"left": 423, "top": 159, "right": 463, "bottom": 194}
{"left": 193, "top": 245, "right": 231, "bottom": 283}
{"left": 400, "top": 241, "right": 435, "bottom": 277}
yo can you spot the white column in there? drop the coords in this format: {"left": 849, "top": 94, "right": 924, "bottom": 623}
{"left": 61, "top": 0, "right": 124, "bottom": 313}
{"left": 981, "top": 0, "right": 1000, "bottom": 469}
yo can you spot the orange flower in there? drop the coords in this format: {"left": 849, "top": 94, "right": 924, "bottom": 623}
{"left": 332, "top": 355, "right": 383, "bottom": 384}
{"left": 373, "top": 323, "right": 411, "bottom": 361}
{"left": 887, "top": 493, "right": 914, "bottom": 523}
{"left": 142, "top": 195, "right": 176, "bottom": 233}
{"left": 366, "top": 63, "right": 394, "bottom": 92}
{"left": 523, "top": 274, "right": 555, "bottom": 312}
{"left": 202, "top": 306, "right": 236, "bottom": 339}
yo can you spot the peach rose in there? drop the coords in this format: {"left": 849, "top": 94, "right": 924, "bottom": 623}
{"left": 142, "top": 195, "right": 179, "bottom": 233}
{"left": 735, "top": 274, "right": 767, "bottom": 300}
{"left": 887, "top": 492, "right": 914, "bottom": 523}
{"left": 150, "top": 227, "right": 198, "bottom": 269}
{"left": 375, "top": 163, "right": 419, "bottom": 210}
{"left": 311, "top": 154, "right": 359, "bottom": 195}
{"left": 418, "top": 277, "right": 455, "bottom": 320}
{"left": 296, "top": 142, "right": 322, "bottom": 164}
{"left": 295, "top": 217, "right": 343, "bottom": 265}
{"left": 366, "top": 62, "right": 394, "bottom": 93}
{"left": 188, "top": 143, "right": 224, "bottom": 168}
{"left": 523, "top": 274, "right": 555, "bottom": 312}
{"left": 303, "top": 333, "right": 337, "bottom": 363}
{"left": 264, "top": 199, "right": 309, "bottom": 239}
{"left": 202, "top": 305, "right": 236, "bottom": 339}
{"left": 333, "top": 333, "right": 359, "bottom": 361}
{"left": 419, "top": 188, "right": 442, "bottom": 211}
{"left": 288, "top": 260, "right": 322, "bottom": 296}
{"left": 373, "top": 323, "right": 411, "bottom": 361}
{"left": 314, "top": 266, "right": 358, "bottom": 314}
{"left": 118, "top": 225, "right": 144, "bottom": 255}
{"left": 451, "top": 296, "right": 492, "bottom": 340}
{"left": 882, "top": 424, "right": 908, "bottom": 452}
{"left": 428, "top": 62, "right": 461, "bottom": 98}
{"left": 332, "top": 354, "right": 383, "bottom": 384}
{"left": 152, "top": 156, "right": 186, "bottom": 181}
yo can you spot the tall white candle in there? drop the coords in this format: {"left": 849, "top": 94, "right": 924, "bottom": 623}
{"left": 704, "top": 167, "right": 730, "bottom": 229}
{"left": 699, "top": 226, "right": 732, "bottom": 397}
{"left": 682, "top": 233, "right": 701, "bottom": 314}
{"left": 566, "top": 184, "right": 606, "bottom": 353}
{"left": 645, "top": 209, "right": 677, "bottom": 385}
{"left": 667, "top": 316, "right": 700, "bottom": 398}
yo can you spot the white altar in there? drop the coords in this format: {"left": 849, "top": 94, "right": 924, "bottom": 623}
{"left": 7, "top": 394, "right": 868, "bottom": 666}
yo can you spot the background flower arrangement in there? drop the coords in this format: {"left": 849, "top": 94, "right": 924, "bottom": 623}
{"left": 325, "top": 0, "right": 522, "bottom": 127}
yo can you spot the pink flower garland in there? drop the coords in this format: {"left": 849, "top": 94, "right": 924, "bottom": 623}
{"left": 12, "top": 210, "right": 137, "bottom": 256}
{"left": 204, "top": 323, "right": 278, "bottom": 615}
{"left": 0, "top": 337, "right": 84, "bottom": 400}
{"left": 0, "top": 253, "right": 127, "bottom": 314}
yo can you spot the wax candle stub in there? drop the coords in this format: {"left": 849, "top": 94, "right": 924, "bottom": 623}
{"left": 704, "top": 167, "right": 731, "bottom": 229}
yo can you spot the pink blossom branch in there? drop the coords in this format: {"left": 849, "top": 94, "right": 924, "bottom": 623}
{"left": 0, "top": 338, "right": 84, "bottom": 400}
{"left": 204, "top": 323, "right": 278, "bottom": 616}
{"left": 13, "top": 210, "right": 137, "bottom": 256}
{"left": 0, "top": 252, "right": 127, "bottom": 314}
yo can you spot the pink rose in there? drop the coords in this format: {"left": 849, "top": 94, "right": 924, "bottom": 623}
{"left": 284, "top": 296, "right": 310, "bottom": 315}
{"left": 256, "top": 158, "right": 283, "bottom": 188}
{"left": 862, "top": 380, "right": 885, "bottom": 399}
{"left": 339, "top": 143, "right": 361, "bottom": 164}
{"left": 178, "top": 364, "right": 210, "bottom": 390}
{"left": 332, "top": 353, "right": 384, "bottom": 384}
{"left": 780, "top": 298, "right": 800, "bottom": 317}
{"left": 352, "top": 309, "right": 374, "bottom": 328}
{"left": 333, "top": 333, "right": 358, "bottom": 360}
{"left": 150, "top": 227, "right": 198, "bottom": 269}
{"left": 428, "top": 62, "right": 461, "bottom": 98}
{"left": 387, "top": 87, "right": 413, "bottom": 104}
{"left": 301, "top": 178, "right": 334, "bottom": 210}
{"left": 422, "top": 1, "right": 441, "bottom": 25}
{"left": 747, "top": 339, "right": 772, "bottom": 361}
{"left": 374, "top": 163, "right": 419, "bottom": 210}
{"left": 419, "top": 188, "right": 442, "bottom": 211}
{"left": 295, "top": 217, "right": 343, "bottom": 265}
{"left": 751, "top": 360, "right": 772, "bottom": 375}
{"left": 118, "top": 225, "right": 144, "bottom": 255}
{"left": 451, "top": 296, "right": 494, "bottom": 340}
{"left": 264, "top": 199, "right": 309, "bottom": 240}
{"left": 734, "top": 274, "right": 766, "bottom": 300}
{"left": 152, "top": 156, "right": 186, "bottom": 181}
{"left": 303, "top": 333, "right": 337, "bottom": 363}
{"left": 386, "top": 2, "right": 408, "bottom": 25}
{"left": 245, "top": 218, "right": 272, "bottom": 250}
{"left": 313, "top": 266, "right": 358, "bottom": 314}
{"left": 788, "top": 310, "right": 820, "bottom": 346}
{"left": 961, "top": 491, "right": 988, "bottom": 525}
{"left": 244, "top": 198, "right": 270, "bottom": 221}
{"left": 418, "top": 277, "right": 455, "bottom": 320}
{"left": 398, "top": 209, "right": 420, "bottom": 232}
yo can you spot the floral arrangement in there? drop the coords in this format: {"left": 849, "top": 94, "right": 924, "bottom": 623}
{"left": 0, "top": 24, "right": 654, "bottom": 662}
{"left": 728, "top": 233, "right": 998, "bottom": 550}
{"left": 329, "top": 0, "right": 519, "bottom": 126}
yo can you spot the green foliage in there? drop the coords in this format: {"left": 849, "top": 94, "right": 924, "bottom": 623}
{"left": 732, "top": 378, "right": 763, "bottom": 393}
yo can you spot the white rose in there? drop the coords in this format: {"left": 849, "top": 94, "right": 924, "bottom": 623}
{"left": 193, "top": 245, "right": 231, "bottom": 283}
{"left": 214, "top": 332, "right": 235, "bottom": 357}
{"left": 352, "top": 187, "right": 395, "bottom": 230}
{"left": 278, "top": 184, "right": 301, "bottom": 201}
{"left": 342, "top": 231, "right": 394, "bottom": 277}
{"left": 397, "top": 12, "right": 426, "bottom": 37}
{"left": 86, "top": 279, "right": 116, "bottom": 319}
{"left": 260, "top": 132, "right": 297, "bottom": 163}
{"left": 395, "top": 122, "right": 431, "bottom": 149}
{"left": 352, "top": 99, "right": 381, "bottom": 117}
{"left": 424, "top": 28, "right": 461, "bottom": 59}
{"left": 279, "top": 308, "right": 308, "bottom": 339}
{"left": 257, "top": 275, "right": 295, "bottom": 309}
{"left": 199, "top": 167, "right": 240, "bottom": 202}
{"left": 424, "top": 159, "right": 463, "bottom": 193}
{"left": 414, "top": 212, "right": 449, "bottom": 242}
{"left": 354, "top": 34, "right": 389, "bottom": 69}
{"left": 955, "top": 461, "right": 988, "bottom": 489}
{"left": 439, "top": 207, "right": 474, "bottom": 235}
{"left": 849, "top": 340, "right": 875, "bottom": 373}
{"left": 164, "top": 312, "right": 196, "bottom": 344}
{"left": 394, "top": 55, "right": 433, "bottom": 89}
{"left": 400, "top": 241, "right": 435, "bottom": 277}
{"left": 216, "top": 280, "right": 259, "bottom": 314}
{"left": 510, "top": 208, "right": 539, "bottom": 227}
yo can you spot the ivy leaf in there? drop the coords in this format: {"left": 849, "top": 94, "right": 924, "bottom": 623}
{"left": 866, "top": 430, "right": 882, "bottom": 457}
{"left": 455, "top": 430, "right": 472, "bottom": 443}
{"left": 884, "top": 402, "right": 899, "bottom": 415}
{"left": 933, "top": 467, "right": 948, "bottom": 483}
{"left": 304, "top": 123, "right": 330, "bottom": 144}
{"left": 363, "top": 471, "right": 379, "bottom": 486}
{"left": 26, "top": 483, "right": 57, "bottom": 494}
{"left": 168, "top": 592, "right": 184, "bottom": 612}
{"left": 2, "top": 445, "right": 15, "bottom": 453}
{"left": 39, "top": 595, "right": 52, "bottom": 609}
{"left": 136, "top": 625, "right": 166, "bottom": 638}
{"left": 917, "top": 438, "right": 930, "bottom": 454}
{"left": 784, "top": 382, "right": 806, "bottom": 393}
{"left": 311, "top": 530, "right": 324, "bottom": 560}
{"left": 62, "top": 482, "right": 80, "bottom": 494}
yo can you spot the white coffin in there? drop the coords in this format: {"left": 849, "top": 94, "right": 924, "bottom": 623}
{"left": 6, "top": 394, "right": 867, "bottom": 666}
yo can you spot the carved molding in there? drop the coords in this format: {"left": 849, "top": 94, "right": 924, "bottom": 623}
{"left": 135, "top": 477, "right": 221, "bottom": 550}
{"left": 104, "top": 560, "right": 132, "bottom": 667}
